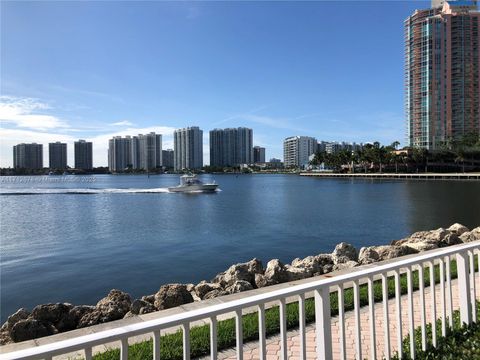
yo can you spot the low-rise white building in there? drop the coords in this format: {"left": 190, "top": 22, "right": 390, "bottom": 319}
{"left": 283, "top": 136, "right": 317, "bottom": 168}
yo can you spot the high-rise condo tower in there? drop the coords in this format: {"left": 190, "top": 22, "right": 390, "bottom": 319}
{"left": 405, "top": 0, "right": 479, "bottom": 149}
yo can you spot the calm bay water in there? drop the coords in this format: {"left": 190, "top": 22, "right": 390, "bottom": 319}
{"left": 1, "top": 174, "right": 479, "bottom": 321}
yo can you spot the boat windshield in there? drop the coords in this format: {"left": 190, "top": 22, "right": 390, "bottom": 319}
{"left": 180, "top": 176, "right": 201, "bottom": 186}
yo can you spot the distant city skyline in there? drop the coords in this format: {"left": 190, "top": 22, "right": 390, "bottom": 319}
{"left": 1, "top": 1, "right": 439, "bottom": 166}
{"left": 10, "top": 134, "right": 378, "bottom": 170}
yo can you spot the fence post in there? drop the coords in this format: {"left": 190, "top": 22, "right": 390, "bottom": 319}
{"left": 456, "top": 251, "right": 472, "bottom": 325}
{"left": 315, "top": 286, "right": 332, "bottom": 360}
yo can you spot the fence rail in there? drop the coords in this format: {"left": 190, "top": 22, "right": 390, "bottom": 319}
{"left": 2, "top": 241, "right": 480, "bottom": 360}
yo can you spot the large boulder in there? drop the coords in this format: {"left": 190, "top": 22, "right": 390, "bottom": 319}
{"left": 185, "top": 283, "right": 195, "bottom": 293}
{"left": 317, "top": 253, "right": 335, "bottom": 264}
{"left": 194, "top": 281, "right": 222, "bottom": 299}
{"left": 141, "top": 295, "right": 155, "bottom": 304}
{"left": 448, "top": 223, "right": 469, "bottom": 236}
{"left": 290, "top": 254, "right": 333, "bottom": 277}
{"left": 1, "top": 308, "right": 30, "bottom": 332}
{"left": 393, "top": 228, "right": 461, "bottom": 251}
{"left": 78, "top": 290, "right": 131, "bottom": 327}
{"left": 31, "top": 303, "right": 75, "bottom": 332}
{"left": 443, "top": 233, "right": 462, "bottom": 246}
{"left": 460, "top": 227, "right": 480, "bottom": 243}
{"left": 78, "top": 311, "right": 108, "bottom": 328}
{"left": 212, "top": 258, "right": 263, "bottom": 288}
{"left": 358, "top": 247, "right": 380, "bottom": 265}
{"left": 254, "top": 273, "right": 268, "bottom": 288}
{"left": 373, "top": 245, "right": 418, "bottom": 261}
{"left": 10, "top": 319, "right": 54, "bottom": 343}
{"left": 322, "top": 263, "right": 334, "bottom": 274}
{"left": 247, "top": 258, "right": 264, "bottom": 274}
{"left": 130, "top": 299, "right": 156, "bottom": 315}
{"left": 96, "top": 290, "right": 131, "bottom": 318}
{"left": 226, "top": 280, "right": 254, "bottom": 294}
{"left": 284, "top": 265, "right": 310, "bottom": 281}
{"left": 69, "top": 305, "right": 95, "bottom": 326}
{"left": 31, "top": 303, "right": 73, "bottom": 324}
{"left": 333, "top": 261, "right": 359, "bottom": 271}
{"left": 403, "top": 240, "right": 439, "bottom": 252}
{"left": 316, "top": 254, "right": 335, "bottom": 273}
{"left": 255, "top": 259, "right": 288, "bottom": 288}
{"left": 332, "top": 243, "right": 358, "bottom": 264}
{"left": 203, "top": 289, "right": 229, "bottom": 300}
{"left": 154, "top": 284, "right": 194, "bottom": 310}
{"left": 0, "top": 329, "right": 12, "bottom": 345}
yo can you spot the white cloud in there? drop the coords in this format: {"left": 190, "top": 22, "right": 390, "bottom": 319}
{"left": 109, "top": 120, "right": 134, "bottom": 127}
{"left": 215, "top": 112, "right": 309, "bottom": 134}
{"left": 47, "top": 84, "right": 123, "bottom": 103}
{"left": 243, "top": 114, "right": 309, "bottom": 133}
{"left": 0, "top": 96, "right": 69, "bottom": 131}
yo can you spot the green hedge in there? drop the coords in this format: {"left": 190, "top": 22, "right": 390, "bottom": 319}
{"left": 394, "top": 302, "right": 480, "bottom": 359}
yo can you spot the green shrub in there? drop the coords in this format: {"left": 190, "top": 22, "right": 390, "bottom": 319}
{"left": 393, "top": 302, "right": 480, "bottom": 359}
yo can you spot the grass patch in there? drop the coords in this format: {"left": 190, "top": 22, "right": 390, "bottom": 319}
{"left": 94, "top": 259, "right": 463, "bottom": 360}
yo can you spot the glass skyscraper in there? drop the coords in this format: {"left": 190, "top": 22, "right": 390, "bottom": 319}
{"left": 74, "top": 140, "right": 93, "bottom": 170}
{"left": 108, "top": 132, "right": 162, "bottom": 172}
{"left": 13, "top": 143, "right": 43, "bottom": 169}
{"left": 209, "top": 127, "right": 253, "bottom": 167}
{"left": 174, "top": 127, "right": 203, "bottom": 171}
{"left": 49, "top": 142, "right": 67, "bottom": 170}
{"left": 405, "top": 0, "right": 479, "bottom": 149}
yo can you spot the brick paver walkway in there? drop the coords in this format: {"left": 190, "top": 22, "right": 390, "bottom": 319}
{"left": 220, "top": 278, "right": 471, "bottom": 360}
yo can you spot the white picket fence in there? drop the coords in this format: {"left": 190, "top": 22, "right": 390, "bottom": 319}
{"left": 2, "top": 240, "right": 479, "bottom": 360}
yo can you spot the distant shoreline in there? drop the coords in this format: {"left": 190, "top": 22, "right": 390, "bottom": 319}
{"left": 300, "top": 172, "right": 480, "bottom": 180}
{"left": 2, "top": 171, "right": 480, "bottom": 177}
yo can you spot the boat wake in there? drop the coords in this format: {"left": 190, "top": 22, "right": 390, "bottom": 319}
{"left": 0, "top": 188, "right": 172, "bottom": 195}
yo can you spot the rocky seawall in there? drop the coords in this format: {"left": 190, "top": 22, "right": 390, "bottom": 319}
{"left": 1, "top": 223, "right": 479, "bottom": 345}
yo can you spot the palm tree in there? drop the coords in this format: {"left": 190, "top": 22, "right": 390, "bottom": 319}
{"left": 361, "top": 145, "right": 375, "bottom": 173}
{"left": 391, "top": 141, "right": 400, "bottom": 150}
{"left": 455, "top": 148, "right": 466, "bottom": 173}
{"left": 309, "top": 152, "right": 323, "bottom": 166}
{"left": 351, "top": 151, "right": 360, "bottom": 173}
{"left": 337, "top": 149, "right": 352, "bottom": 172}
{"left": 412, "top": 148, "right": 428, "bottom": 172}
{"left": 401, "top": 151, "right": 410, "bottom": 172}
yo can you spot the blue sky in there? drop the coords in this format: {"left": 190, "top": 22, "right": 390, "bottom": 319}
{"left": 0, "top": 0, "right": 430, "bottom": 167}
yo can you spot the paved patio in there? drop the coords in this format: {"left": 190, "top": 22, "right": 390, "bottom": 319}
{"left": 218, "top": 277, "right": 468, "bottom": 360}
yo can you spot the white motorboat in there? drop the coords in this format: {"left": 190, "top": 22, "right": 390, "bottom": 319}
{"left": 168, "top": 174, "right": 219, "bottom": 193}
